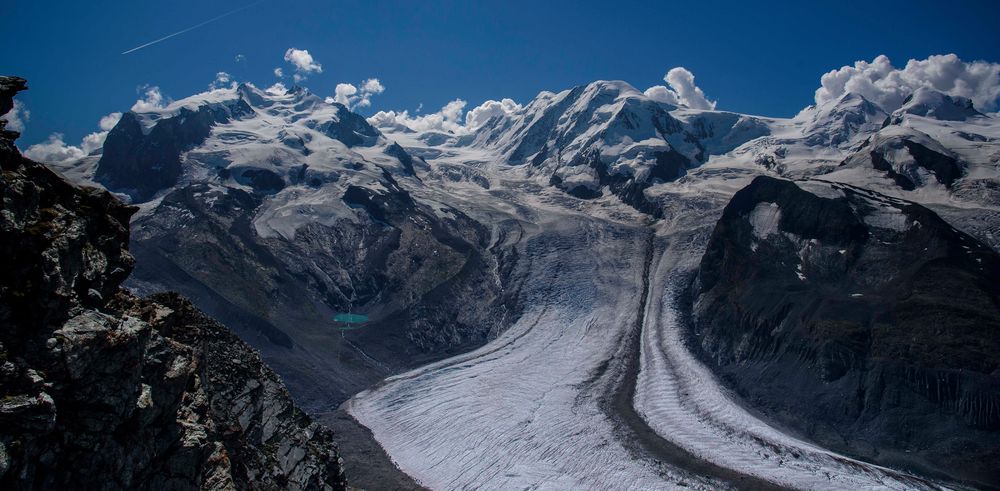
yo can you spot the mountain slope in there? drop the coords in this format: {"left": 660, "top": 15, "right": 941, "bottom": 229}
{"left": 689, "top": 176, "right": 1000, "bottom": 487}
{"left": 83, "top": 84, "right": 518, "bottom": 412}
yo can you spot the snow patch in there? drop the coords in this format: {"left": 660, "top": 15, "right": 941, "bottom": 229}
{"left": 747, "top": 202, "right": 782, "bottom": 240}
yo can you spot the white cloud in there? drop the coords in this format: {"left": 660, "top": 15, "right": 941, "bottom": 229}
{"left": 283, "top": 48, "right": 322, "bottom": 82}
{"left": 361, "top": 78, "right": 385, "bottom": 95}
{"left": 464, "top": 98, "right": 522, "bottom": 129}
{"left": 369, "top": 99, "right": 469, "bottom": 133}
{"left": 24, "top": 110, "right": 123, "bottom": 162}
{"left": 209, "top": 71, "right": 233, "bottom": 90}
{"left": 131, "top": 86, "right": 167, "bottom": 112}
{"left": 814, "top": 54, "right": 1000, "bottom": 112}
{"left": 273, "top": 67, "right": 284, "bottom": 78}
{"left": 81, "top": 131, "right": 107, "bottom": 155}
{"left": 439, "top": 99, "right": 466, "bottom": 123}
{"left": 24, "top": 133, "right": 86, "bottom": 164}
{"left": 370, "top": 96, "right": 525, "bottom": 134}
{"left": 266, "top": 82, "right": 288, "bottom": 96}
{"left": 99, "top": 112, "right": 123, "bottom": 131}
{"left": 328, "top": 78, "right": 386, "bottom": 110}
{"left": 234, "top": 54, "right": 246, "bottom": 63}
{"left": 78, "top": 112, "right": 124, "bottom": 154}
{"left": 332, "top": 83, "right": 358, "bottom": 105}
{"left": 643, "top": 85, "right": 680, "bottom": 106}
{"left": 643, "top": 67, "right": 716, "bottom": 110}
{"left": 5, "top": 100, "right": 29, "bottom": 132}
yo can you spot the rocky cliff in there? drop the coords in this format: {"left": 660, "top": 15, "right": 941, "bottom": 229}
{"left": 689, "top": 175, "right": 1000, "bottom": 487}
{"left": 0, "top": 77, "right": 347, "bottom": 490}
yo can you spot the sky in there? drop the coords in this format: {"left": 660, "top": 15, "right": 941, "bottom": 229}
{"left": 5, "top": 0, "right": 1000, "bottom": 148}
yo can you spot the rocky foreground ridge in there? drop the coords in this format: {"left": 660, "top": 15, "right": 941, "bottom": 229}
{"left": 0, "top": 77, "right": 347, "bottom": 489}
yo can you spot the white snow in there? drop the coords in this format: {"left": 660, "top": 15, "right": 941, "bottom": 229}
{"left": 349, "top": 214, "right": 703, "bottom": 489}
{"left": 862, "top": 207, "right": 911, "bottom": 232}
{"left": 748, "top": 202, "right": 782, "bottom": 239}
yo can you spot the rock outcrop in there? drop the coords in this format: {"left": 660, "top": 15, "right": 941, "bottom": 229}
{"left": 0, "top": 76, "right": 346, "bottom": 490}
{"left": 96, "top": 100, "right": 254, "bottom": 202}
{"left": 689, "top": 175, "right": 1000, "bottom": 487}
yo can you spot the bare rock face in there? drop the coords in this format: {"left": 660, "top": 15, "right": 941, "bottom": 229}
{"left": 95, "top": 100, "right": 254, "bottom": 202}
{"left": 0, "top": 76, "right": 346, "bottom": 490}
{"left": 0, "top": 77, "right": 27, "bottom": 150}
{"left": 690, "top": 176, "right": 1000, "bottom": 487}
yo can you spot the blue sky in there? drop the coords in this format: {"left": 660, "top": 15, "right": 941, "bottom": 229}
{"left": 5, "top": 0, "right": 1000, "bottom": 147}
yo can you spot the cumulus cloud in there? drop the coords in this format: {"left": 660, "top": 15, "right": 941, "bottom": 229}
{"left": 234, "top": 54, "right": 246, "bottom": 63}
{"left": 81, "top": 132, "right": 107, "bottom": 155}
{"left": 361, "top": 78, "right": 384, "bottom": 95}
{"left": 266, "top": 82, "right": 288, "bottom": 96}
{"left": 439, "top": 99, "right": 466, "bottom": 122}
{"left": 24, "top": 108, "right": 124, "bottom": 163}
{"left": 77, "top": 111, "right": 124, "bottom": 154}
{"left": 643, "top": 67, "right": 716, "bottom": 110}
{"left": 99, "top": 112, "right": 123, "bottom": 131}
{"left": 332, "top": 83, "right": 357, "bottom": 105}
{"left": 328, "top": 78, "right": 386, "bottom": 110}
{"left": 464, "top": 98, "right": 522, "bottom": 129}
{"left": 370, "top": 96, "right": 526, "bottom": 133}
{"left": 643, "top": 85, "right": 681, "bottom": 106}
{"left": 369, "top": 99, "right": 468, "bottom": 133}
{"left": 24, "top": 133, "right": 87, "bottom": 164}
{"left": 131, "top": 86, "right": 167, "bottom": 112}
{"left": 283, "top": 48, "right": 322, "bottom": 82}
{"left": 273, "top": 67, "right": 284, "bottom": 78}
{"left": 4, "top": 100, "right": 29, "bottom": 132}
{"left": 209, "top": 71, "right": 234, "bottom": 90}
{"left": 814, "top": 54, "right": 1000, "bottom": 112}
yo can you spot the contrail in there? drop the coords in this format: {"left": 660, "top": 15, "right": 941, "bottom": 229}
{"left": 121, "top": 0, "right": 264, "bottom": 55}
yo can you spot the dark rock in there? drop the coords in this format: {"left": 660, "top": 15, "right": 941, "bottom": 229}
{"left": 319, "top": 104, "right": 381, "bottom": 148}
{"left": 96, "top": 99, "right": 252, "bottom": 202}
{"left": 689, "top": 175, "right": 1000, "bottom": 487}
{"left": 0, "top": 78, "right": 346, "bottom": 490}
{"left": 0, "top": 77, "right": 27, "bottom": 117}
{"left": 384, "top": 142, "right": 416, "bottom": 175}
{"left": 236, "top": 168, "right": 286, "bottom": 194}
{"left": 0, "top": 77, "right": 27, "bottom": 147}
{"left": 844, "top": 130, "right": 964, "bottom": 190}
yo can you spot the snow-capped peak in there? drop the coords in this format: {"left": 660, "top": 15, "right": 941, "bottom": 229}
{"left": 889, "top": 87, "right": 984, "bottom": 123}
{"left": 797, "top": 92, "right": 888, "bottom": 147}
{"left": 94, "top": 80, "right": 418, "bottom": 206}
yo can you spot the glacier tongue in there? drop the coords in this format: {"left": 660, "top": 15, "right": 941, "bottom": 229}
{"left": 347, "top": 172, "right": 938, "bottom": 489}
{"left": 347, "top": 210, "right": 699, "bottom": 489}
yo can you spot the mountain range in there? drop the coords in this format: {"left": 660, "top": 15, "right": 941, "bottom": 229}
{"left": 12, "top": 71, "right": 1000, "bottom": 489}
